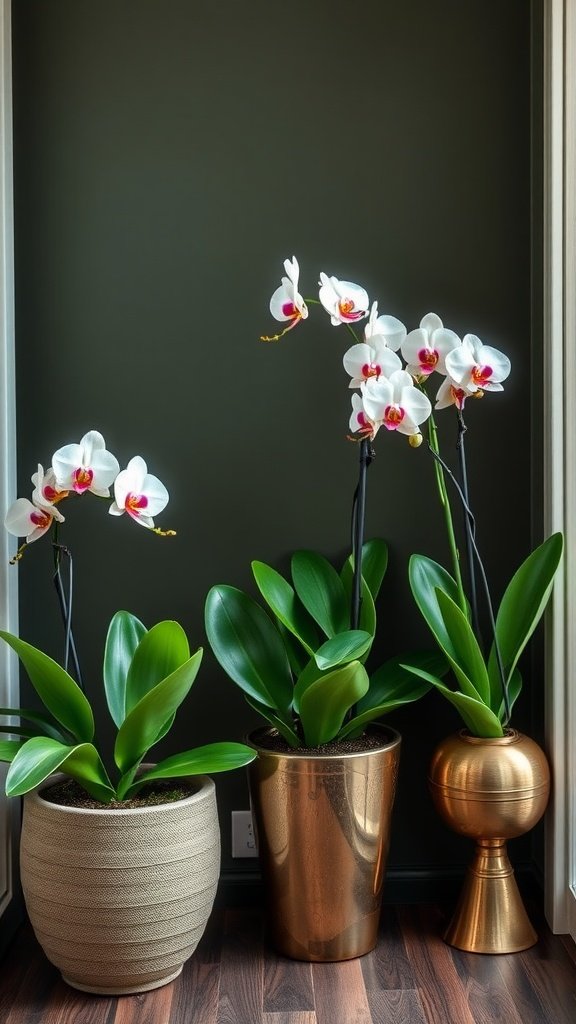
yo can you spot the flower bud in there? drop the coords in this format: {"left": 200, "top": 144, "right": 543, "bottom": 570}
{"left": 409, "top": 432, "right": 423, "bottom": 448}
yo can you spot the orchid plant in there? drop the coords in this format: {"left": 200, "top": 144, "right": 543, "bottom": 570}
{"left": 255, "top": 257, "right": 563, "bottom": 740}
{"left": 0, "top": 430, "right": 256, "bottom": 800}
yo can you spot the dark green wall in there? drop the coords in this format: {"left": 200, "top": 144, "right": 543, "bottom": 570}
{"left": 11, "top": 0, "right": 539, "bottom": 879}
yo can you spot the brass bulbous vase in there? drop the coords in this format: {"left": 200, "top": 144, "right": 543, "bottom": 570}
{"left": 429, "top": 730, "right": 550, "bottom": 954}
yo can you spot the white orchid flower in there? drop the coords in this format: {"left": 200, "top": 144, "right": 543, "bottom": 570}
{"left": 4, "top": 497, "right": 64, "bottom": 544}
{"left": 264, "top": 256, "right": 309, "bottom": 340}
{"left": 444, "top": 334, "right": 511, "bottom": 395}
{"left": 364, "top": 302, "right": 406, "bottom": 352}
{"left": 435, "top": 375, "right": 469, "bottom": 411}
{"left": 52, "top": 430, "right": 120, "bottom": 497}
{"left": 343, "top": 342, "right": 401, "bottom": 389}
{"left": 362, "top": 370, "right": 432, "bottom": 436}
{"left": 401, "top": 312, "right": 460, "bottom": 378}
{"left": 349, "top": 393, "right": 379, "bottom": 441}
{"left": 109, "top": 456, "right": 169, "bottom": 529}
{"left": 31, "top": 464, "right": 68, "bottom": 510}
{"left": 318, "top": 273, "right": 369, "bottom": 326}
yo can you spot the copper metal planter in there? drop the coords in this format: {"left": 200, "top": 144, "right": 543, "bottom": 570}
{"left": 247, "top": 724, "right": 401, "bottom": 962}
{"left": 429, "top": 730, "right": 550, "bottom": 954}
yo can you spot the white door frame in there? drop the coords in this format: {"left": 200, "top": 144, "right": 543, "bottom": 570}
{"left": 0, "top": 0, "right": 20, "bottom": 939}
{"left": 543, "top": 0, "right": 576, "bottom": 940}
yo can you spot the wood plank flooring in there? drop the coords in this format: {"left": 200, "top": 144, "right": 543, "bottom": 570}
{"left": 0, "top": 903, "right": 575, "bottom": 1024}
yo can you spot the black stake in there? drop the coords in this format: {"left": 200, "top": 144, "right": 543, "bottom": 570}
{"left": 456, "top": 409, "right": 482, "bottom": 646}
{"left": 350, "top": 438, "right": 373, "bottom": 630}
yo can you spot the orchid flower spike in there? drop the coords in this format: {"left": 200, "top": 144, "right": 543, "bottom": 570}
{"left": 364, "top": 302, "right": 406, "bottom": 352}
{"left": 5, "top": 497, "right": 64, "bottom": 546}
{"left": 318, "top": 273, "right": 369, "bottom": 326}
{"left": 262, "top": 256, "right": 309, "bottom": 342}
{"left": 401, "top": 312, "right": 460, "bottom": 379}
{"left": 361, "top": 370, "right": 432, "bottom": 437}
{"left": 109, "top": 456, "right": 171, "bottom": 532}
{"left": 52, "top": 430, "right": 120, "bottom": 497}
{"left": 444, "top": 334, "right": 511, "bottom": 397}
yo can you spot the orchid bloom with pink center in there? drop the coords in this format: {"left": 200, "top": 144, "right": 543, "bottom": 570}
{"left": 434, "top": 375, "right": 469, "bottom": 411}
{"left": 263, "top": 256, "right": 309, "bottom": 341}
{"left": 31, "top": 464, "right": 68, "bottom": 510}
{"left": 343, "top": 342, "right": 401, "bottom": 389}
{"left": 401, "top": 312, "right": 460, "bottom": 379}
{"left": 318, "top": 273, "right": 369, "bottom": 327}
{"left": 109, "top": 456, "right": 169, "bottom": 530}
{"left": 444, "top": 334, "right": 511, "bottom": 397}
{"left": 361, "top": 370, "right": 432, "bottom": 436}
{"left": 52, "top": 430, "right": 120, "bottom": 497}
{"left": 364, "top": 302, "right": 406, "bottom": 352}
{"left": 4, "top": 496, "right": 64, "bottom": 544}
{"left": 349, "top": 393, "right": 379, "bottom": 441}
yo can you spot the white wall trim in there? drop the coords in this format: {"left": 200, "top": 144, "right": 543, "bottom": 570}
{"left": 543, "top": 0, "right": 576, "bottom": 939}
{"left": 0, "top": 0, "right": 19, "bottom": 925}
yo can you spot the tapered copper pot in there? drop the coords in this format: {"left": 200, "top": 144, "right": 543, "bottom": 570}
{"left": 429, "top": 730, "right": 550, "bottom": 954}
{"left": 247, "top": 724, "right": 401, "bottom": 962}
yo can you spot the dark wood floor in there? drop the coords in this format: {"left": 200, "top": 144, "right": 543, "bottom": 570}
{"left": 1, "top": 904, "right": 575, "bottom": 1024}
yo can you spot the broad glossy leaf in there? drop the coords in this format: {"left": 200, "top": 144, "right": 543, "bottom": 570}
{"left": 126, "top": 620, "right": 190, "bottom": 715}
{"left": 436, "top": 589, "right": 490, "bottom": 705}
{"left": 408, "top": 555, "right": 467, "bottom": 658}
{"left": 400, "top": 663, "right": 504, "bottom": 738}
{"left": 496, "top": 666, "right": 523, "bottom": 723}
{"left": 293, "top": 657, "right": 326, "bottom": 714}
{"left": 5, "top": 737, "right": 115, "bottom": 801}
{"left": 0, "top": 740, "right": 22, "bottom": 762}
{"left": 314, "top": 630, "right": 373, "bottom": 670}
{"left": 252, "top": 561, "right": 319, "bottom": 655}
{"left": 104, "top": 610, "right": 147, "bottom": 727}
{"left": 291, "top": 551, "right": 348, "bottom": 638}
{"left": 299, "top": 660, "right": 370, "bottom": 747}
{"left": 0, "top": 631, "right": 94, "bottom": 742}
{"left": 114, "top": 648, "right": 203, "bottom": 773}
{"left": 125, "top": 742, "right": 257, "bottom": 796}
{"left": 489, "top": 532, "right": 563, "bottom": 693}
{"left": 244, "top": 695, "right": 301, "bottom": 748}
{"left": 341, "top": 539, "right": 388, "bottom": 600}
{"left": 358, "top": 652, "right": 445, "bottom": 712}
{"left": 339, "top": 567, "right": 377, "bottom": 641}
{"left": 205, "top": 586, "right": 293, "bottom": 714}
{"left": 0, "top": 706, "right": 69, "bottom": 742}
{"left": 339, "top": 684, "right": 432, "bottom": 739}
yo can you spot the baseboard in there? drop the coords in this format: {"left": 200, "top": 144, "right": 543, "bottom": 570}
{"left": 217, "top": 862, "right": 544, "bottom": 909}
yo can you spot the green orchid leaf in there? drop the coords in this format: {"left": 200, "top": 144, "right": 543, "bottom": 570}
{"left": 103, "top": 610, "right": 147, "bottom": 727}
{"left": 5, "top": 737, "right": 115, "bottom": 801}
{"left": 0, "top": 706, "right": 70, "bottom": 742}
{"left": 0, "top": 740, "right": 22, "bottom": 762}
{"left": 293, "top": 657, "right": 326, "bottom": 715}
{"left": 0, "top": 631, "right": 94, "bottom": 743}
{"left": 244, "top": 695, "right": 301, "bottom": 748}
{"left": 435, "top": 589, "right": 491, "bottom": 705}
{"left": 125, "top": 742, "right": 257, "bottom": 797}
{"left": 340, "top": 567, "right": 377, "bottom": 641}
{"left": 291, "top": 550, "right": 349, "bottom": 638}
{"left": 314, "top": 630, "right": 373, "bottom": 671}
{"left": 488, "top": 532, "right": 563, "bottom": 703}
{"left": 278, "top": 623, "right": 310, "bottom": 677}
{"left": 341, "top": 539, "right": 389, "bottom": 601}
{"left": 401, "top": 664, "right": 504, "bottom": 738}
{"left": 299, "top": 660, "right": 370, "bottom": 747}
{"left": 252, "top": 560, "right": 319, "bottom": 655}
{"left": 205, "top": 586, "right": 294, "bottom": 714}
{"left": 125, "top": 620, "right": 190, "bottom": 716}
{"left": 408, "top": 555, "right": 467, "bottom": 659}
{"left": 358, "top": 651, "right": 445, "bottom": 712}
{"left": 338, "top": 685, "right": 432, "bottom": 739}
{"left": 114, "top": 648, "right": 203, "bottom": 774}
{"left": 497, "top": 667, "right": 523, "bottom": 723}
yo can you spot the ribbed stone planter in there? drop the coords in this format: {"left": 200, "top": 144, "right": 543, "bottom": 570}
{"left": 20, "top": 773, "right": 220, "bottom": 994}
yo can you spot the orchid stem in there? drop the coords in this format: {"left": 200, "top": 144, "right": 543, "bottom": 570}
{"left": 52, "top": 540, "right": 84, "bottom": 691}
{"left": 427, "top": 415, "right": 467, "bottom": 616}
{"left": 350, "top": 438, "right": 373, "bottom": 629}
{"left": 456, "top": 409, "right": 481, "bottom": 644}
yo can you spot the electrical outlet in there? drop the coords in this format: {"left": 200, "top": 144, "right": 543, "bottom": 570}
{"left": 231, "top": 810, "right": 258, "bottom": 858}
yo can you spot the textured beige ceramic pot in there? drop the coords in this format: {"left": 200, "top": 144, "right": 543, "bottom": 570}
{"left": 20, "top": 773, "right": 220, "bottom": 994}
{"left": 248, "top": 724, "right": 401, "bottom": 962}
